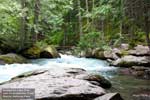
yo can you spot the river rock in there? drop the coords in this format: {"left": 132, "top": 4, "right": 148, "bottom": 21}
{"left": 22, "top": 46, "right": 41, "bottom": 59}
{"left": 112, "top": 55, "right": 150, "bottom": 67}
{"left": 40, "top": 45, "right": 60, "bottom": 58}
{"left": 128, "top": 45, "right": 150, "bottom": 56}
{"left": 0, "top": 53, "right": 27, "bottom": 64}
{"left": 0, "top": 68, "right": 107, "bottom": 100}
{"left": 104, "top": 50, "right": 119, "bottom": 60}
{"left": 94, "top": 93, "right": 123, "bottom": 100}
{"left": 22, "top": 45, "right": 60, "bottom": 59}
{"left": 76, "top": 74, "right": 112, "bottom": 89}
{"left": 131, "top": 66, "right": 150, "bottom": 79}
{"left": 120, "top": 43, "right": 129, "bottom": 50}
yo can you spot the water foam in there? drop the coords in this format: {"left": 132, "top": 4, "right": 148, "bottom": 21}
{"left": 0, "top": 54, "right": 117, "bottom": 83}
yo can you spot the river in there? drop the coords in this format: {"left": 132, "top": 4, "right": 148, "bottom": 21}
{"left": 0, "top": 54, "right": 149, "bottom": 100}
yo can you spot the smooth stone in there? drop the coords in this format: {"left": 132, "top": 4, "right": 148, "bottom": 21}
{"left": 0, "top": 68, "right": 107, "bottom": 100}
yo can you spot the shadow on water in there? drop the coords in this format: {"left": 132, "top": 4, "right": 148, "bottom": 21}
{"left": 97, "top": 69, "right": 150, "bottom": 100}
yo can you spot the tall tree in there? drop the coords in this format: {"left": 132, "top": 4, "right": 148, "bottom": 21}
{"left": 34, "top": 0, "right": 40, "bottom": 41}
{"left": 19, "top": 0, "right": 28, "bottom": 51}
{"left": 77, "top": 0, "right": 83, "bottom": 39}
{"left": 143, "top": 0, "right": 150, "bottom": 50}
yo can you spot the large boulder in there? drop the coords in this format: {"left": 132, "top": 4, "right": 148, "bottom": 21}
{"left": 40, "top": 45, "right": 60, "bottom": 58}
{"left": 22, "top": 46, "right": 41, "bottom": 59}
{"left": 112, "top": 55, "right": 150, "bottom": 67}
{"left": 92, "top": 48, "right": 119, "bottom": 60}
{"left": 0, "top": 53, "right": 27, "bottom": 64}
{"left": 94, "top": 93, "right": 123, "bottom": 100}
{"left": 128, "top": 45, "right": 150, "bottom": 56}
{"left": 76, "top": 74, "right": 112, "bottom": 89}
{"left": 92, "top": 48, "right": 105, "bottom": 59}
{"left": 0, "top": 68, "right": 108, "bottom": 100}
{"left": 22, "top": 45, "right": 60, "bottom": 59}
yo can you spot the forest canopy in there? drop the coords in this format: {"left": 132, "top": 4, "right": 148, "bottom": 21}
{"left": 0, "top": 0, "right": 149, "bottom": 52}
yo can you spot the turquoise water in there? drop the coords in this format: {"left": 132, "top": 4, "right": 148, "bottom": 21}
{"left": 0, "top": 54, "right": 149, "bottom": 100}
{"left": 0, "top": 54, "right": 117, "bottom": 83}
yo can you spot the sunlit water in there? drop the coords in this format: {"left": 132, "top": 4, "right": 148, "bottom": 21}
{"left": 0, "top": 54, "right": 149, "bottom": 100}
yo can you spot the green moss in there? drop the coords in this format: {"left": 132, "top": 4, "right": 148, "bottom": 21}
{"left": 118, "top": 61, "right": 136, "bottom": 67}
{"left": 23, "top": 46, "right": 41, "bottom": 59}
{"left": 0, "top": 54, "right": 27, "bottom": 64}
{"left": 120, "top": 50, "right": 129, "bottom": 57}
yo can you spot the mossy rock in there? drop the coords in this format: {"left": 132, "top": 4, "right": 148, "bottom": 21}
{"left": 119, "top": 50, "right": 129, "bottom": 57}
{"left": 117, "top": 61, "right": 137, "bottom": 67}
{"left": 40, "top": 45, "right": 60, "bottom": 58}
{"left": 22, "top": 46, "right": 41, "bottom": 59}
{"left": 0, "top": 53, "right": 27, "bottom": 64}
{"left": 22, "top": 45, "right": 60, "bottom": 59}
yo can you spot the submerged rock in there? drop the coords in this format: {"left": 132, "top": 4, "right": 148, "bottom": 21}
{"left": 0, "top": 53, "right": 27, "bottom": 64}
{"left": 94, "top": 93, "right": 123, "bottom": 100}
{"left": 131, "top": 66, "right": 150, "bottom": 80}
{"left": 133, "top": 89, "right": 150, "bottom": 100}
{"left": 0, "top": 68, "right": 110, "bottom": 100}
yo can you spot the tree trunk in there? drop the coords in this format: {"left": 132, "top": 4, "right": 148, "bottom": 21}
{"left": 85, "top": 0, "right": 89, "bottom": 24}
{"left": 144, "top": 1, "right": 150, "bottom": 50}
{"left": 34, "top": 0, "right": 40, "bottom": 41}
{"left": 19, "top": 0, "right": 28, "bottom": 51}
{"left": 77, "top": 0, "right": 83, "bottom": 39}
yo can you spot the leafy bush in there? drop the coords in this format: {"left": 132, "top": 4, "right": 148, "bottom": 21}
{"left": 78, "top": 31, "right": 109, "bottom": 50}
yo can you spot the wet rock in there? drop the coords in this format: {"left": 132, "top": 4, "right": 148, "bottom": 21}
{"left": 85, "top": 48, "right": 93, "bottom": 58}
{"left": 92, "top": 48, "right": 119, "bottom": 60}
{"left": 92, "top": 48, "right": 104, "bottom": 59}
{"left": 112, "top": 55, "right": 150, "bottom": 67}
{"left": 22, "top": 45, "right": 60, "bottom": 59}
{"left": 133, "top": 89, "right": 150, "bottom": 100}
{"left": 0, "top": 68, "right": 107, "bottom": 100}
{"left": 104, "top": 50, "right": 119, "bottom": 60}
{"left": 119, "top": 67, "right": 150, "bottom": 80}
{"left": 94, "top": 93, "right": 123, "bottom": 100}
{"left": 40, "top": 45, "right": 60, "bottom": 58}
{"left": 0, "top": 53, "right": 27, "bottom": 64}
{"left": 131, "top": 66, "right": 150, "bottom": 80}
{"left": 76, "top": 74, "right": 112, "bottom": 89}
{"left": 128, "top": 45, "right": 150, "bottom": 56}
{"left": 22, "top": 46, "right": 41, "bottom": 59}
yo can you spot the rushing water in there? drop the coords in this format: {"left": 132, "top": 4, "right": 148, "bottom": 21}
{"left": 0, "top": 54, "right": 149, "bottom": 100}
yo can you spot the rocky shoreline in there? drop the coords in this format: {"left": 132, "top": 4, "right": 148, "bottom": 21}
{"left": 72, "top": 44, "right": 150, "bottom": 80}
{"left": 0, "top": 44, "right": 150, "bottom": 100}
{"left": 0, "top": 68, "right": 123, "bottom": 100}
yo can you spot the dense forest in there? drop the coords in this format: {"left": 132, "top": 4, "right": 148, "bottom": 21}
{"left": 0, "top": 0, "right": 149, "bottom": 53}
{"left": 0, "top": 0, "right": 150, "bottom": 100}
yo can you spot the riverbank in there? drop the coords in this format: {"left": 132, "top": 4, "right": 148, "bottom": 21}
{"left": 59, "top": 44, "right": 150, "bottom": 80}
{"left": 0, "top": 44, "right": 150, "bottom": 100}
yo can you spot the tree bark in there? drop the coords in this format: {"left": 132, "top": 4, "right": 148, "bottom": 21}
{"left": 77, "top": 0, "right": 83, "bottom": 39}
{"left": 19, "top": 0, "right": 28, "bottom": 51}
{"left": 144, "top": 1, "right": 150, "bottom": 50}
{"left": 34, "top": 0, "right": 40, "bottom": 41}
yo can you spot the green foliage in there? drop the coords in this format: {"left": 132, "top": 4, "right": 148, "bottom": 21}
{"left": 78, "top": 32, "right": 105, "bottom": 50}
{"left": 45, "top": 32, "right": 64, "bottom": 45}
